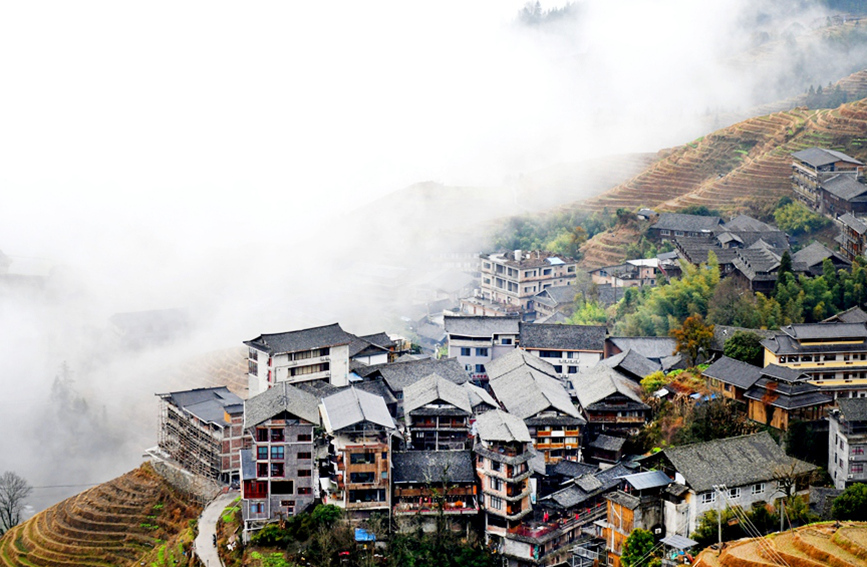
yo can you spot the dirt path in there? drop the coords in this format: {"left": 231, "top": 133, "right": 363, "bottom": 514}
{"left": 195, "top": 490, "right": 239, "bottom": 567}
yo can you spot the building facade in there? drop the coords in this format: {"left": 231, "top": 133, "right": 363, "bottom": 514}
{"left": 444, "top": 315, "right": 519, "bottom": 383}
{"left": 829, "top": 398, "right": 867, "bottom": 489}
{"left": 478, "top": 250, "right": 578, "bottom": 319}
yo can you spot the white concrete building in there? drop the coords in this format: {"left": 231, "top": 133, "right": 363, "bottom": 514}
{"left": 829, "top": 398, "right": 867, "bottom": 489}
{"left": 444, "top": 315, "right": 519, "bottom": 382}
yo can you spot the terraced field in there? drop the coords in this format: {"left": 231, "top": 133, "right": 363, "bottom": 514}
{"left": 694, "top": 522, "right": 867, "bottom": 567}
{"left": 0, "top": 465, "right": 200, "bottom": 566}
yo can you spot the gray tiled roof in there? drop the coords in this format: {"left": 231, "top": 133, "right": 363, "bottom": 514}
{"left": 158, "top": 387, "right": 244, "bottom": 426}
{"left": 675, "top": 238, "right": 739, "bottom": 267}
{"left": 823, "top": 174, "right": 867, "bottom": 202}
{"left": 359, "top": 332, "right": 396, "bottom": 349}
{"left": 392, "top": 450, "right": 475, "bottom": 484}
{"left": 836, "top": 397, "right": 867, "bottom": 422}
{"left": 601, "top": 349, "right": 661, "bottom": 380}
{"left": 781, "top": 322, "right": 867, "bottom": 341}
{"left": 533, "top": 285, "right": 578, "bottom": 307}
{"left": 361, "top": 357, "right": 469, "bottom": 394}
{"left": 245, "top": 323, "right": 354, "bottom": 355}
{"left": 404, "top": 374, "right": 472, "bottom": 416}
{"left": 652, "top": 213, "right": 723, "bottom": 233}
{"left": 444, "top": 315, "right": 520, "bottom": 337}
{"left": 792, "top": 242, "right": 844, "bottom": 270}
{"left": 589, "top": 434, "right": 626, "bottom": 452}
{"left": 519, "top": 323, "right": 606, "bottom": 351}
{"left": 463, "top": 382, "right": 498, "bottom": 410}
{"left": 573, "top": 365, "right": 645, "bottom": 408}
{"left": 702, "top": 356, "right": 764, "bottom": 390}
{"left": 534, "top": 311, "right": 571, "bottom": 324}
{"left": 551, "top": 460, "right": 599, "bottom": 479}
{"left": 348, "top": 336, "right": 390, "bottom": 359}
{"left": 722, "top": 215, "right": 778, "bottom": 233}
{"left": 543, "top": 463, "right": 631, "bottom": 510}
{"left": 474, "top": 409, "right": 531, "bottom": 442}
{"left": 663, "top": 432, "right": 815, "bottom": 493}
{"left": 488, "top": 351, "right": 582, "bottom": 421}
{"left": 732, "top": 247, "right": 781, "bottom": 281}
{"left": 839, "top": 213, "right": 867, "bottom": 235}
{"left": 607, "top": 337, "right": 678, "bottom": 360}
{"left": 792, "top": 147, "right": 864, "bottom": 168}
{"left": 486, "top": 349, "right": 558, "bottom": 380}
{"left": 321, "top": 387, "right": 396, "bottom": 432}
{"left": 244, "top": 382, "right": 321, "bottom": 428}
{"left": 825, "top": 306, "right": 867, "bottom": 324}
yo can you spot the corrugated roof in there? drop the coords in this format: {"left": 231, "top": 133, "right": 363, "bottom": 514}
{"left": 474, "top": 409, "right": 531, "bottom": 442}
{"left": 321, "top": 387, "right": 395, "bottom": 432}
{"left": 622, "top": 470, "right": 671, "bottom": 491}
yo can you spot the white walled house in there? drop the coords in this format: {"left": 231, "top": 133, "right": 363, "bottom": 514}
{"left": 519, "top": 323, "right": 606, "bottom": 378}
{"left": 829, "top": 398, "right": 867, "bottom": 489}
{"left": 444, "top": 315, "right": 519, "bottom": 383}
{"left": 244, "top": 323, "right": 354, "bottom": 395}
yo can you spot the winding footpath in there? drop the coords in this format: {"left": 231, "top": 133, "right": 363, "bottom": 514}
{"left": 195, "top": 490, "right": 239, "bottom": 567}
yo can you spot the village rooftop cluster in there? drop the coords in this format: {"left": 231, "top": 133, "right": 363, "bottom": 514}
{"left": 149, "top": 148, "right": 867, "bottom": 567}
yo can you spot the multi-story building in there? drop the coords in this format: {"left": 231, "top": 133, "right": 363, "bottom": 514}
{"left": 487, "top": 350, "right": 584, "bottom": 463}
{"left": 444, "top": 315, "right": 519, "bottom": 383}
{"left": 240, "top": 382, "right": 321, "bottom": 534}
{"left": 791, "top": 147, "right": 864, "bottom": 212}
{"left": 761, "top": 321, "right": 867, "bottom": 398}
{"left": 838, "top": 213, "right": 867, "bottom": 262}
{"left": 404, "top": 374, "right": 473, "bottom": 451}
{"left": 601, "top": 471, "right": 672, "bottom": 567}
{"left": 391, "top": 450, "right": 479, "bottom": 532}
{"left": 474, "top": 410, "right": 534, "bottom": 548}
{"left": 519, "top": 323, "right": 606, "bottom": 377}
{"left": 742, "top": 364, "right": 832, "bottom": 432}
{"left": 531, "top": 285, "right": 577, "bottom": 322}
{"left": 320, "top": 387, "right": 396, "bottom": 517}
{"left": 829, "top": 398, "right": 867, "bottom": 489}
{"left": 244, "top": 323, "right": 354, "bottom": 395}
{"left": 477, "top": 250, "right": 578, "bottom": 320}
{"left": 572, "top": 365, "right": 649, "bottom": 438}
{"left": 156, "top": 386, "right": 244, "bottom": 484}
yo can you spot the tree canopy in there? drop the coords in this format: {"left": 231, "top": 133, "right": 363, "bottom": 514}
{"left": 621, "top": 528, "right": 657, "bottom": 567}
{"left": 723, "top": 331, "right": 764, "bottom": 367}
{"left": 671, "top": 314, "right": 715, "bottom": 367}
{"left": 0, "top": 471, "right": 32, "bottom": 535}
{"left": 832, "top": 483, "right": 867, "bottom": 521}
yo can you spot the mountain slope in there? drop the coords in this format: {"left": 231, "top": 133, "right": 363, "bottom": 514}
{"left": 0, "top": 465, "right": 200, "bottom": 567}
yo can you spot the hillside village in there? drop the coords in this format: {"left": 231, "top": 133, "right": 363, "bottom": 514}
{"left": 121, "top": 144, "right": 867, "bottom": 567}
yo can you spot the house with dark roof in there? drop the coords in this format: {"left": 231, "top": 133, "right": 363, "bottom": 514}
{"left": 319, "top": 388, "right": 396, "bottom": 516}
{"left": 156, "top": 386, "right": 244, "bottom": 484}
{"left": 487, "top": 350, "right": 585, "bottom": 464}
{"left": 651, "top": 432, "right": 815, "bottom": 535}
{"left": 587, "top": 433, "right": 627, "bottom": 464}
{"left": 531, "top": 285, "right": 578, "bottom": 321}
{"left": 589, "top": 259, "right": 660, "bottom": 289}
{"left": 829, "top": 398, "right": 867, "bottom": 489}
{"left": 572, "top": 365, "right": 650, "bottom": 437}
{"left": 702, "top": 356, "right": 764, "bottom": 404}
{"left": 444, "top": 315, "right": 519, "bottom": 383}
{"left": 353, "top": 357, "right": 469, "bottom": 415}
{"left": 605, "top": 336, "right": 680, "bottom": 367}
{"left": 602, "top": 471, "right": 673, "bottom": 567}
{"left": 743, "top": 364, "right": 833, "bottom": 431}
{"left": 792, "top": 241, "right": 850, "bottom": 277}
{"left": 792, "top": 147, "right": 864, "bottom": 212}
{"left": 404, "top": 374, "right": 473, "bottom": 451}
{"left": 240, "top": 382, "right": 321, "bottom": 534}
{"left": 473, "top": 410, "right": 534, "bottom": 547}
{"left": 730, "top": 244, "right": 783, "bottom": 294}
{"left": 824, "top": 306, "right": 867, "bottom": 324}
{"left": 600, "top": 349, "right": 663, "bottom": 382}
{"left": 838, "top": 212, "right": 867, "bottom": 262}
{"left": 820, "top": 173, "right": 867, "bottom": 217}
{"left": 244, "top": 323, "right": 355, "bottom": 394}
{"left": 648, "top": 213, "right": 723, "bottom": 241}
{"left": 519, "top": 322, "right": 607, "bottom": 377}
{"left": 761, "top": 321, "right": 867, "bottom": 398}
{"left": 391, "top": 450, "right": 478, "bottom": 531}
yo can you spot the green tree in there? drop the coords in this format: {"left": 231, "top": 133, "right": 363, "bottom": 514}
{"left": 831, "top": 483, "right": 867, "bottom": 520}
{"left": 708, "top": 278, "right": 761, "bottom": 328}
{"left": 671, "top": 314, "right": 715, "bottom": 367}
{"left": 568, "top": 300, "right": 608, "bottom": 325}
{"left": 773, "top": 202, "right": 830, "bottom": 236}
{"left": 621, "top": 528, "right": 657, "bottom": 567}
{"left": 311, "top": 504, "right": 342, "bottom": 528}
{"left": 675, "top": 398, "right": 756, "bottom": 445}
{"left": 723, "top": 331, "right": 764, "bottom": 366}
{"left": 640, "top": 370, "right": 669, "bottom": 394}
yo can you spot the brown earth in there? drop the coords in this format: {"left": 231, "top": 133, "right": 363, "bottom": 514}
{"left": 0, "top": 464, "right": 201, "bottom": 567}
{"left": 693, "top": 522, "right": 867, "bottom": 567}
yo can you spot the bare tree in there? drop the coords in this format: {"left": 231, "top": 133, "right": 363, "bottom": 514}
{"left": 0, "top": 471, "right": 32, "bottom": 534}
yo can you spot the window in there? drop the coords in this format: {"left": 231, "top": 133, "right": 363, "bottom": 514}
{"left": 271, "top": 446, "right": 285, "bottom": 460}
{"left": 298, "top": 487, "right": 312, "bottom": 495}
{"left": 491, "top": 478, "right": 503, "bottom": 491}
{"left": 281, "top": 499, "right": 296, "bottom": 507}
{"left": 257, "top": 463, "right": 268, "bottom": 477}
{"left": 752, "top": 483, "right": 765, "bottom": 495}
{"left": 475, "top": 364, "right": 486, "bottom": 373}
{"left": 251, "top": 502, "right": 264, "bottom": 514}
{"left": 728, "top": 487, "right": 741, "bottom": 499}
{"left": 501, "top": 338, "right": 512, "bottom": 345}
{"left": 701, "top": 492, "right": 716, "bottom": 504}
{"left": 852, "top": 464, "right": 864, "bottom": 474}
{"left": 257, "top": 446, "right": 268, "bottom": 460}
{"left": 298, "top": 433, "right": 312, "bottom": 442}
{"left": 553, "top": 365, "right": 563, "bottom": 373}
{"left": 490, "top": 459, "right": 502, "bottom": 472}
{"left": 256, "top": 428, "right": 268, "bottom": 442}
{"left": 271, "top": 429, "right": 285, "bottom": 442}
{"left": 350, "top": 452, "right": 375, "bottom": 465}
{"left": 350, "top": 471, "right": 374, "bottom": 483}
{"left": 824, "top": 354, "right": 836, "bottom": 361}
{"left": 476, "top": 347, "right": 489, "bottom": 357}
{"left": 270, "top": 463, "right": 284, "bottom": 477}
{"left": 568, "top": 366, "right": 578, "bottom": 374}
{"left": 490, "top": 496, "right": 503, "bottom": 510}
{"left": 543, "top": 269, "right": 552, "bottom": 276}
{"left": 460, "top": 347, "right": 471, "bottom": 356}
{"left": 853, "top": 447, "right": 864, "bottom": 456}
{"left": 539, "top": 350, "right": 560, "bottom": 358}
{"left": 298, "top": 469, "right": 312, "bottom": 477}
{"left": 298, "top": 452, "right": 312, "bottom": 460}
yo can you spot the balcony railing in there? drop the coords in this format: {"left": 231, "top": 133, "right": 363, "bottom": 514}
{"left": 506, "top": 502, "right": 607, "bottom": 543}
